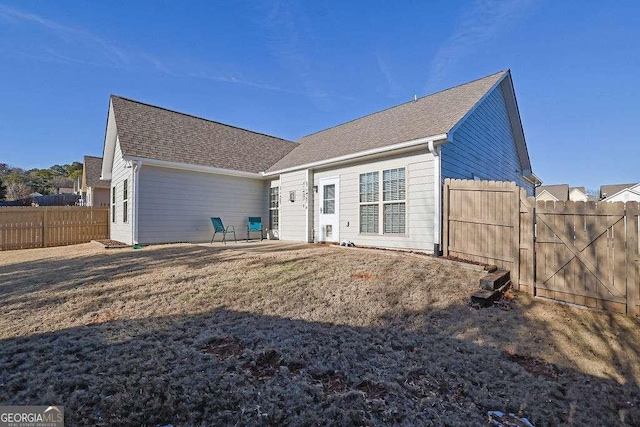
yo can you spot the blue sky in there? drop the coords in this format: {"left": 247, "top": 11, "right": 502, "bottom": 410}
{"left": 0, "top": 0, "right": 638, "bottom": 190}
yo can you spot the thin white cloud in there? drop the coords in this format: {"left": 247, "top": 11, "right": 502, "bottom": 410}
{"left": 0, "top": 3, "right": 348, "bottom": 101}
{"left": 259, "top": 1, "right": 337, "bottom": 107}
{"left": 0, "top": 4, "right": 129, "bottom": 68}
{"left": 426, "top": 0, "right": 537, "bottom": 91}
{"left": 376, "top": 53, "right": 403, "bottom": 98}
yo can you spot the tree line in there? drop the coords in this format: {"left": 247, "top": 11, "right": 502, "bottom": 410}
{"left": 0, "top": 162, "right": 83, "bottom": 201}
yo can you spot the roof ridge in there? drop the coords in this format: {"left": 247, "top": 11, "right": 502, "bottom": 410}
{"left": 84, "top": 155, "right": 103, "bottom": 160}
{"left": 110, "top": 95, "right": 296, "bottom": 144}
{"left": 298, "top": 70, "right": 508, "bottom": 141}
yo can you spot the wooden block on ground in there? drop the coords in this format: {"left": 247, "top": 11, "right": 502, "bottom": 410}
{"left": 480, "top": 270, "right": 510, "bottom": 290}
{"left": 497, "top": 281, "right": 511, "bottom": 294}
{"left": 471, "top": 289, "right": 501, "bottom": 307}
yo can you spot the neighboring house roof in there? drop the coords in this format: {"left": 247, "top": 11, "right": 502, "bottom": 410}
{"left": 109, "top": 96, "right": 297, "bottom": 174}
{"left": 601, "top": 183, "right": 640, "bottom": 202}
{"left": 83, "top": 156, "right": 111, "bottom": 189}
{"left": 600, "top": 183, "right": 638, "bottom": 199}
{"left": 535, "top": 184, "right": 569, "bottom": 201}
{"left": 267, "top": 70, "right": 530, "bottom": 173}
{"left": 570, "top": 186, "right": 586, "bottom": 194}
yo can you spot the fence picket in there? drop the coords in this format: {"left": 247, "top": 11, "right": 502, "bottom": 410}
{"left": 442, "top": 179, "right": 637, "bottom": 316}
{"left": 0, "top": 207, "right": 109, "bottom": 250}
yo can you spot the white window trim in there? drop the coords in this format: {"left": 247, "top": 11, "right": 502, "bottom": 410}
{"left": 358, "top": 167, "right": 408, "bottom": 236}
{"left": 122, "top": 179, "right": 129, "bottom": 224}
{"left": 269, "top": 186, "right": 280, "bottom": 231}
{"left": 111, "top": 185, "right": 116, "bottom": 223}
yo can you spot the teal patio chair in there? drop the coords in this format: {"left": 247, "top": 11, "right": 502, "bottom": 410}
{"left": 210, "top": 217, "right": 236, "bottom": 244}
{"left": 247, "top": 217, "right": 264, "bottom": 242}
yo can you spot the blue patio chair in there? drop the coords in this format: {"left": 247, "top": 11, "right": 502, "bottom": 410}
{"left": 247, "top": 217, "right": 264, "bottom": 241}
{"left": 210, "top": 217, "right": 236, "bottom": 244}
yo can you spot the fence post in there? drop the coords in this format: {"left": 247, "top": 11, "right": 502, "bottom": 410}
{"left": 627, "top": 201, "right": 638, "bottom": 316}
{"left": 442, "top": 179, "right": 450, "bottom": 257}
{"left": 528, "top": 196, "right": 536, "bottom": 296}
{"left": 511, "top": 183, "right": 520, "bottom": 289}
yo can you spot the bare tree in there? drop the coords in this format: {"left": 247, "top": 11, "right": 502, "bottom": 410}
{"left": 6, "top": 182, "right": 32, "bottom": 201}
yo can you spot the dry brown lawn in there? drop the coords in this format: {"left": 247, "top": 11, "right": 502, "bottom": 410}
{"left": 0, "top": 242, "right": 638, "bottom": 426}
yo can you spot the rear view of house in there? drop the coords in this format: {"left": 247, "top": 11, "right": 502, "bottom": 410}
{"left": 101, "top": 69, "right": 539, "bottom": 251}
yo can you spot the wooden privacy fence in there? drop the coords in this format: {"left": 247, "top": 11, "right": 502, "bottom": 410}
{"left": 0, "top": 207, "right": 109, "bottom": 250}
{"left": 443, "top": 179, "right": 639, "bottom": 316}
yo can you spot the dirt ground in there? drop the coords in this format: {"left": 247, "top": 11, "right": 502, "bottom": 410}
{"left": 1, "top": 242, "right": 639, "bottom": 426}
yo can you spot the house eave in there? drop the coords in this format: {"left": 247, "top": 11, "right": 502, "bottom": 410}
{"left": 601, "top": 187, "right": 640, "bottom": 202}
{"left": 523, "top": 172, "right": 542, "bottom": 186}
{"left": 262, "top": 133, "right": 449, "bottom": 176}
{"left": 123, "top": 156, "right": 264, "bottom": 179}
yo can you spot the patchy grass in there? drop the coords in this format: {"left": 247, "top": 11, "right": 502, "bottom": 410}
{"left": 0, "top": 242, "right": 639, "bottom": 425}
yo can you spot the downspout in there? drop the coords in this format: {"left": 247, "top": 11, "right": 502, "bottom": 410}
{"left": 132, "top": 160, "right": 142, "bottom": 244}
{"left": 428, "top": 140, "right": 443, "bottom": 256}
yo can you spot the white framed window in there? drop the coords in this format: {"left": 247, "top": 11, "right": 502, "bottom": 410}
{"left": 382, "top": 168, "right": 406, "bottom": 234}
{"left": 359, "top": 172, "right": 379, "bottom": 233}
{"left": 269, "top": 187, "right": 279, "bottom": 230}
{"left": 358, "top": 167, "right": 406, "bottom": 235}
{"left": 123, "top": 179, "right": 128, "bottom": 223}
{"left": 323, "top": 184, "right": 336, "bottom": 214}
{"left": 111, "top": 186, "right": 116, "bottom": 223}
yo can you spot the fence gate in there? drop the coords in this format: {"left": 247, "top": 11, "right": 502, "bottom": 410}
{"left": 443, "top": 179, "right": 638, "bottom": 316}
{"left": 442, "top": 179, "right": 535, "bottom": 292}
{"left": 535, "top": 201, "right": 638, "bottom": 315}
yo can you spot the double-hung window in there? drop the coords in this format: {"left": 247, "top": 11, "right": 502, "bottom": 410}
{"left": 382, "top": 168, "right": 406, "bottom": 234}
{"left": 269, "top": 187, "right": 280, "bottom": 230}
{"left": 359, "top": 167, "right": 406, "bottom": 235}
{"left": 359, "top": 172, "right": 379, "bottom": 233}
{"left": 111, "top": 186, "right": 116, "bottom": 223}
{"left": 123, "top": 179, "right": 128, "bottom": 223}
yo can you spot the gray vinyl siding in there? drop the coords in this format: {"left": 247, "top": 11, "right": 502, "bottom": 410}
{"left": 313, "top": 150, "right": 435, "bottom": 251}
{"left": 279, "top": 170, "right": 308, "bottom": 241}
{"left": 110, "top": 138, "right": 133, "bottom": 244}
{"left": 442, "top": 83, "right": 534, "bottom": 194}
{"left": 136, "top": 165, "right": 268, "bottom": 244}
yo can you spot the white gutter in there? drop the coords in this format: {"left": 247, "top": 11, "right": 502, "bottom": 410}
{"left": 132, "top": 160, "right": 142, "bottom": 244}
{"left": 523, "top": 172, "right": 542, "bottom": 187}
{"left": 124, "top": 156, "right": 263, "bottom": 179}
{"left": 262, "top": 133, "right": 449, "bottom": 176}
{"left": 429, "top": 140, "right": 443, "bottom": 255}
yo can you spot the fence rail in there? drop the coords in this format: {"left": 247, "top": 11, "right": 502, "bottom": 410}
{"left": 0, "top": 207, "right": 109, "bottom": 250}
{"left": 443, "top": 178, "right": 639, "bottom": 316}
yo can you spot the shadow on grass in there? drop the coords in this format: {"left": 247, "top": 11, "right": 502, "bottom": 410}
{"left": 1, "top": 305, "right": 638, "bottom": 426}
{"left": 1, "top": 243, "right": 639, "bottom": 424}
{"left": 0, "top": 242, "right": 311, "bottom": 299}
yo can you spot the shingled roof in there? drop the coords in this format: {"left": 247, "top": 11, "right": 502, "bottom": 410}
{"left": 600, "top": 183, "right": 638, "bottom": 199}
{"left": 110, "top": 96, "right": 297, "bottom": 174}
{"left": 83, "top": 156, "right": 111, "bottom": 188}
{"left": 266, "top": 70, "right": 508, "bottom": 173}
{"left": 535, "top": 184, "right": 569, "bottom": 201}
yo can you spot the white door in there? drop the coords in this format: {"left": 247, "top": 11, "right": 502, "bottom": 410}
{"left": 319, "top": 177, "right": 339, "bottom": 242}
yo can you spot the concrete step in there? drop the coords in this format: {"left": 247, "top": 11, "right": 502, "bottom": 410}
{"left": 480, "top": 270, "right": 510, "bottom": 290}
